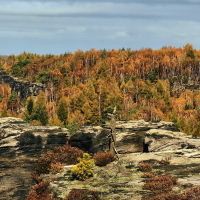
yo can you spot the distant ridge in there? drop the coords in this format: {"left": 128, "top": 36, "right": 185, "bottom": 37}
{"left": 0, "top": 55, "right": 8, "bottom": 58}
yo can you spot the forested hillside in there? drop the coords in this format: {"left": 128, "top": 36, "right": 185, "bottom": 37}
{"left": 0, "top": 44, "right": 200, "bottom": 136}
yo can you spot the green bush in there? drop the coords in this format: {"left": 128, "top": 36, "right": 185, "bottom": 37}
{"left": 66, "top": 122, "right": 79, "bottom": 136}
{"left": 70, "top": 153, "right": 95, "bottom": 181}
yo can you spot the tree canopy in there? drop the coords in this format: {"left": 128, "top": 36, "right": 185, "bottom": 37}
{"left": 1, "top": 44, "right": 200, "bottom": 136}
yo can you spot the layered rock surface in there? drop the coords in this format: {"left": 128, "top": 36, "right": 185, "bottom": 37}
{"left": 0, "top": 117, "right": 69, "bottom": 200}
{"left": 0, "top": 117, "right": 68, "bottom": 148}
{"left": 70, "top": 120, "right": 200, "bottom": 156}
{"left": 1, "top": 117, "right": 200, "bottom": 157}
{"left": 0, "top": 71, "right": 46, "bottom": 99}
{"left": 0, "top": 117, "right": 200, "bottom": 200}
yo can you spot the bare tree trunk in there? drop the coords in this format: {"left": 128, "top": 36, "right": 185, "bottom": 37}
{"left": 98, "top": 85, "right": 101, "bottom": 123}
{"left": 109, "top": 106, "right": 119, "bottom": 159}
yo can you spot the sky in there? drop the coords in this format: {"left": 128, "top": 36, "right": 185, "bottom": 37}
{"left": 1, "top": 0, "right": 200, "bottom": 55}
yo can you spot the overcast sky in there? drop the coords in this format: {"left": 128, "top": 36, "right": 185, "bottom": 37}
{"left": 1, "top": 0, "right": 200, "bottom": 55}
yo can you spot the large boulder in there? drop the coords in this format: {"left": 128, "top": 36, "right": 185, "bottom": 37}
{"left": 69, "top": 120, "right": 193, "bottom": 154}
{"left": 145, "top": 128, "right": 200, "bottom": 155}
{"left": 0, "top": 117, "right": 68, "bottom": 149}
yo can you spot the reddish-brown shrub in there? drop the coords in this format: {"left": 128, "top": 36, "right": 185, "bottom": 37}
{"left": 65, "top": 189, "right": 101, "bottom": 200}
{"left": 146, "top": 184, "right": 200, "bottom": 200}
{"left": 185, "top": 186, "right": 200, "bottom": 200}
{"left": 31, "top": 171, "right": 43, "bottom": 184}
{"left": 49, "top": 162, "right": 64, "bottom": 174}
{"left": 143, "top": 175, "right": 177, "bottom": 194}
{"left": 141, "top": 172, "right": 155, "bottom": 179}
{"left": 147, "top": 193, "right": 187, "bottom": 200}
{"left": 93, "top": 152, "right": 115, "bottom": 166}
{"left": 138, "top": 161, "right": 153, "bottom": 172}
{"left": 26, "top": 181, "right": 53, "bottom": 200}
{"left": 157, "top": 157, "right": 171, "bottom": 165}
{"left": 35, "top": 144, "right": 84, "bottom": 174}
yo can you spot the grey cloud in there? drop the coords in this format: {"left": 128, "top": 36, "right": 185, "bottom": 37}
{"left": 11, "top": 0, "right": 200, "bottom": 4}
{"left": 1, "top": 0, "right": 200, "bottom": 55}
{"left": 1, "top": 1, "right": 199, "bottom": 22}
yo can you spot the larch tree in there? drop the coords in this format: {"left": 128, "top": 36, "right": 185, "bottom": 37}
{"left": 57, "top": 97, "right": 68, "bottom": 124}
{"left": 27, "top": 97, "right": 34, "bottom": 115}
{"left": 33, "top": 91, "right": 48, "bottom": 126}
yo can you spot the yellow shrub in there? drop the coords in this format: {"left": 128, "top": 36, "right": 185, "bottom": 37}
{"left": 70, "top": 153, "right": 95, "bottom": 181}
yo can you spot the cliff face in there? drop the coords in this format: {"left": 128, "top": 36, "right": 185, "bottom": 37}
{"left": 0, "top": 117, "right": 69, "bottom": 200}
{"left": 1, "top": 117, "right": 200, "bottom": 158}
{"left": 0, "top": 117, "right": 68, "bottom": 148}
{"left": 0, "top": 71, "right": 46, "bottom": 99}
{"left": 1, "top": 117, "right": 200, "bottom": 200}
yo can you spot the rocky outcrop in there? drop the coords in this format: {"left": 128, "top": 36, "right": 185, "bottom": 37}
{"left": 0, "top": 71, "right": 46, "bottom": 99}
{"left": 0, "top": 117, "right": 69, "bottom": 200}
{"left": 1, "top": 118, "right": 200, "bottom": 156}
{"left": 1, "top": 117, "right": 200, "bottom": 200}
{"left": 145, "top": 128, "right": 200, "bottom": 157}
{"left": 0, "top": 117, "right": 68, "bottom": 149}
{"left": 69, "top": 119, "right": 200, "bottom": 156}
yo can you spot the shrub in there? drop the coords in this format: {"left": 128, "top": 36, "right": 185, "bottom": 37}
{"left": 141, "top": 172, "right": 155, "bottom": 179}
{"left": 65, "top": 189, "right": 101, "bottom": 200}
{"left": 147, "top": 193, "right": 187, "bottom": 200}
{"left": 31, "top": 171, "right": 43, "bottom": 184}
{"left": 185, "top": 186, "right": 200, "bottom": 200}
{"left": 70, "top": 153, "right": 95, "bottom": 181}
{"left": 49, "top": 162, "right": 64, "bottom": 174}
{"left": 35, "top": 144, "right": 84, "bottom": 174}
{"left": 148, "top": 186, "right": 200, "bottom": 200}
{"left": 93, "top": 152, "right": 115, "bottom": 166}
{"left": 157, "top": 157, "right": 171, "bottom": 165}
{"left": 138, "top": 161, "right": 152, "bottom": 172}
{"left": 25, "top": 181, "right": 53, "bottom": 200}
{"left": 66, "top": 122, "right": 79, "bottom": 136}
{"left": 143, "top": 174, "right": 177, "bottom": 194}
{"left": 34, "top": 156, "right": 52, "bottom": 175}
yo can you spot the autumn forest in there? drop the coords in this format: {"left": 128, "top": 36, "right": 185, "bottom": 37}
{"left": 0, "top": 44, "right": 200, "bottom": 136}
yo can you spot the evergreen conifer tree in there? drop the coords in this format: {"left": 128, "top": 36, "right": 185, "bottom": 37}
{"left": 57, "top": 97, "right": 68, "bottom": 124}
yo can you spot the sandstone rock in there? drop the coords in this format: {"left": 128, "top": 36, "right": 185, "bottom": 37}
{"left": 69, "top": 125, "right": 107, "bottom": 153}
{"left": 127, "top": 180, "right": 144, "bottom": 187}
{"left": 178, "top": 175, "right": 200, "bottom": 187}
{"left": 145, "top": 128, "right": 200, "bottom": 153}
{"left": 1, "top": 118, "right": 200, "bottom": 156}
{"left": 0, "top": 117, "right": 69, "bottom": 149}
{"left": 1, "top": 117, "right": 199, "bottom": 200}
{"left": 0, "top": 71, "right": 46, "bottom": 99}
{"left": 69, "top": 120, "right": 200, "bottom": 155}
